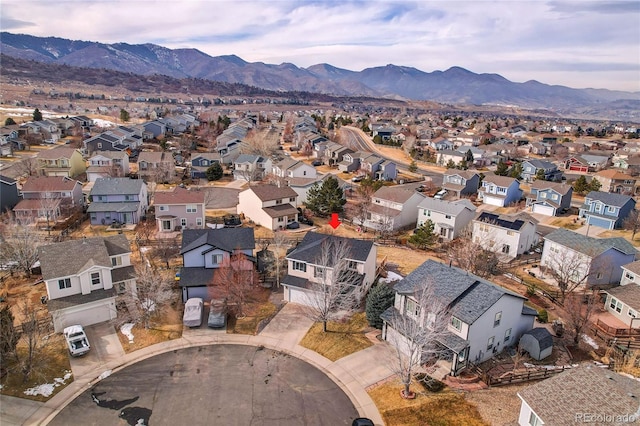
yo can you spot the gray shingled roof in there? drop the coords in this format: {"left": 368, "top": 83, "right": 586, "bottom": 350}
{"left": 607, "top": 284, "right": 640, "bottom": 311}
{"left": 544, "top": 228, "right": 637, "bottom": 256}
{"left": 518, "top": 365, "right": 639, "bottom": 425}
{"left": 180, "top": 228, "right": 255, "bottom": 255}
{"left": 522, "top": 327, "right": 553, "bottom": 350}
{"left": 47, "top": 287, "right": 117, "bottom": 312}
{"left": 87, "top": 202, "right": 140, "bottom": 213}
{"left": 286, "top": 232, "right": 374, "bottom": 263}
{"left": 90, "top": 178, "right": 144, "bottom": 196}
{"left": 38, "top": 235, "right": 131, "bottom": 280}
{"left": 585, "top": 191, "right": 635, "bottom": 207}
{"left": 177, "top": 267, "right": 215, "bottom": 288}
{"left": 418, "top": 197, "right": 476, "bottom": 216}
{"left": 394, "top": 259, "right": 524, "bottom": 324}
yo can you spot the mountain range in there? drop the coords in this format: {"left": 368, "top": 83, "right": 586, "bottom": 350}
{"left": 1, "top": 32, "right": 639, "bottom": 119}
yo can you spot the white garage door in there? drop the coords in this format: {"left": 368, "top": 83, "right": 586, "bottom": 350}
{"left": 55, "top": 302, "right": 114, "bottom": 332}
{"left": 484, "top": 196, "right": 504, "bottom": 207}
{"left": 287, "top": 287, "right": 313, "bottom": 307}
{"left": 533, "top": 204, "right": 555, "bottom": 216}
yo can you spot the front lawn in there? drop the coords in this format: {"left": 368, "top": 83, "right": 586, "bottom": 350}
{"left": 299, "top": 312, "right": 372, "bottom": 361}
{"left": 368, "top": 380, "right": 488, "bottom": 426}
{"left": 229, "top": 301, "right": 278, "bottom": 335}
{"left": 117, "top": 322, "right": 183, "bottom": 353}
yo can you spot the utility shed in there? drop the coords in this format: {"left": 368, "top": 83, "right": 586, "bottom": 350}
{"left": 519, "top": 328, "right": 553, "bottom": 360}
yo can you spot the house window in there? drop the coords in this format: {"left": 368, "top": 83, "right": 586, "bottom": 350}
{"left": 125, "top": 195, "right": 133, "bottom": 201}
{"left": 487, "top": 336, "right": 495, "bottom": 351}
{"left": 181, "top": 218, "right": 187, "bottom": 227}
{"left": 405, "top": 298, "right": 420, "bottom": 318}
{"left": 610, "top": 297, "right": 622, "bottom": 313}
{"left": 211, "top": 254, "right": 223, "bottom": 265}
{"left": 528, "top": 411, "right": 542, "bottom": 426}
{"left": 117, "top": 282, "right": 127, "bottom": 294}
{"left": 504, "top": 328, "right": 512, "bottom": 343}
{"left": 596, "top": 272, "right": 603, "bottom": 280}
{"left": 58, "top": 278, "right": 71, "bottom": 290}
{"left": 625, "top": 271, "right": 635, "bottom": 281}
{"left": 276, "top": 199, "right": 283, "bottom": 205}
{"left": 628, "top": 308, "right": 637, "bottom": 318}
{"left": 540, "top": 192, "right": 547, "bottom": 199}
{"left": 450, "top": 316, "right": 462, "bottom": 331}
{"left": 425, "top": 210, "right": 430, "bottom": 217}
{"left": 97, "top": 142, "right": 102, "bottom": 149}
{"left": 278, "top": 217, "right": 284, "bottom": 222}
{"left": 506, "top": 230, "right": 515, "bottom": 236}
{"left": 186, "top": 204, "right": 197, "bottom": 213}
{"left": 91, "top": 272, "right": 101, "bottom": 286}
{"left": 111, "top": 256, "right": 123, "bottom": 267}
{"left": 292, "top": 261, "right": 306, "bottom": 272}
{"left": 494, "top": 312, "right": 502, "bottom": 327}
{"left": 502, "top": 245, "right": 510, "bottom": 254}
{"left": 289, "top": 197, "right": 295, "bottom": 202}
{"left": 314, "top": 266, "right": 326, "bottom": 278}
{"left": 440, "top": 227, "right": 447, "bottom": 237}
{"left": 607, "top": 206, "right": 615, "bottom": 213}
{"left": 445, "top": 215, "right": 451, "bottom": 219}
{"left": 196, "top": 217, "right": 203, "bottom": 227}
{"left": 159, "top": 205, "right": 168, "bottom": 212}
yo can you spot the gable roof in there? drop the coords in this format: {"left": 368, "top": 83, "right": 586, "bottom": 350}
{"left": 444, "top": 169, "right": 479, "bottom": 180}
{"left": 482, "top": 174, "right": 519, "bottom": 187}
{"left": 585, "top": 191, "right": 635, "bottom": 207}
{"left": 394, "top": 259, "right": 525, "bottom": 324}
{"left": 544, "top": 228, "right": 637, "bottom": 256}
{"left": 417, "top": 198, "right": 476, "bottom": 216}
{"left": 180, "top": 228, "right": 255, "bottom": 255}
{"left": 524, "top": 159, "right": 556, "bottom": 169}
{"left": 90, "top": 178, "right": 145, "bottom": 196}
{"left": 37, "top": 146, "right": 80, "bottom": 160}
{"left": 38, "top": 234, "right": 131, "bottom": 280}
{"left": 0, "top": 175, "right": 17, "bottom": 185}
{"left": 154, "top": 186, "right": 205, "bottom": 205}
{"left": 530, "top": 180, "right": 573, "bottom": 195}
{"left": 286, "top": 232, "right": 373, "bottom": 264}
{"left": 246, "top": 184, "right": 297, "bottom": 201}
{"left": 595, "top": 169, "right": 636, "bottom": 180}
{"left": 475, "top": 211, "right": 537, "bottom": 230}
{"left": 518, "top": 364, "right": 639, "bottom": 425}
{"left": 607, "top": 283, "right": 640, "bottom": 311}
{"left": 522, "top": 327, "right": 554, "bottom": 350}
{"left": 373, "top": 185, "right": 424, "bottom": 204}
{"left": 138, "top": 151, "right": 172, "bottom": 163}
{"left": 21, "top": 176, "right": 80, "bottom": 192}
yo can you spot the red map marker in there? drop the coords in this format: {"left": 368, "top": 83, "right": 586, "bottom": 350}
{"left": 328, "top": 213, "right": 341, "bottom": 229}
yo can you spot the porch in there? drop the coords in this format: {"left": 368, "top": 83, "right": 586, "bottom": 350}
{"left": 591, "top": 309, "right": 640, "bottom": 339}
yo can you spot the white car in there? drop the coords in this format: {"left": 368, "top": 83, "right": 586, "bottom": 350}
{"left": 63, "top": 325, "right": 91, "bottom": 357}
{"left": 183, "top": 298, "right": 204, "bottom": 328}
{"left": 434, "top": 189, "right": 448, "bottom": 199}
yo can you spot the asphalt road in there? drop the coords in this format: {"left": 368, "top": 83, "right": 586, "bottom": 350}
{"left": 49, "top": 345, "right": 359, "bottom": 426}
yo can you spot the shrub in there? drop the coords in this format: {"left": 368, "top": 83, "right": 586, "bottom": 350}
{"left": 538, "top": 309, "right": 548, "bottom": 323}
{"left": 365, "top": 282, "right": 395, "bottom": 329}
{"left": 414, "top": 373, "right": 445, "bottom": 392}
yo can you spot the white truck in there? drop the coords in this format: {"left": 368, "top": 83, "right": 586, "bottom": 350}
{"left": 63, "top": 325, "right": 91, "bottom": 356}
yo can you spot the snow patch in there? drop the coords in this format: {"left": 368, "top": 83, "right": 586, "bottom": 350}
{"left": 582, "top": 334, "right": 599, "bottom": 349}
{"left": 379, "top": 271, "right": 403, "bottom": 284}
{"left": 92, "top": 118, "right": 116, "bottom": 128}
{"left": 23, "top": 371, "right": 72, "bottom": 397}
{"left": 120, "top": 323, "right": 135, "bottom": 343}
{"left": 97, "top": 370, "right": 112, "bottom": 380}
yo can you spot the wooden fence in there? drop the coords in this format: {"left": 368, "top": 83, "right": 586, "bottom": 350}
{"left": 606, "top": 338, "right": 640, "bottom": 351}
{"left": 593, "top": 319, "right": 640, "bottom": 339}
{"left": 483, "top": 365, "right": 573, "bottom": 387}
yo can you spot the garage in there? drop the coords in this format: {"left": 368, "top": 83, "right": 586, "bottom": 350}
{"left": 483, "top": 195, "right": 504, "bottom": 207}
{"left": 533, "top": 204, "right": 555, "bottom": 216}
{"left": 181, "top": 285, "right": 210, "bottom": 303}
{"left": 285, "top": 286, "right": 314, "bottom": 306}
{"left": 51, "top": 298, "right": 116, "bottom": 333}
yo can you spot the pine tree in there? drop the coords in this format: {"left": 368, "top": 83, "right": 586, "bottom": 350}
{"left": 496, "top": 159, "right": 509, "bottom": 176}
{"left": 32, "top": 108, "right": 42, "bottom": 122}
{"left": 535, "top": 168, "right": 546, "bottom": 180}
{"left": 0, "top": 305, "right": 18, "bottom": 364}
{"left": 409, "top": 220, "right": 437, "bottom": 249}
{"left": 305, "top": 176, "right": 346, "bottom": 216}
{"left": 573, "top": 175, "right": 589, "bottom": 194}
{"left": 588, "top": 177, "right": 602, "bottom": 192}
{"left": 206, "top": 162, "right": 223, "bottom": 181}
{"left": 408, "top": 160, "right": 418, "bottom": 173}
{"left": 365, "top": 282, "right": 395, "bottom": 329}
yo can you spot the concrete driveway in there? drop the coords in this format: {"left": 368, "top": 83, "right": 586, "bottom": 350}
{"left": 0, "top": 394, "right": 44, "bottom": 426}
{"left": 68, "top": 322, "right": 125, "bottom": 378}
{"left": 48, "top": 345, "right": 359, "bottom": 426}
{"left": 332, "top": 343, "right": 395, "bottom": 389}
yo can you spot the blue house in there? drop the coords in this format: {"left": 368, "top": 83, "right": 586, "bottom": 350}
{"left": 521, "top": 159, "right": 562, "bottom": 182}
{"left": 526, "top": 181, "right": 573, "bottom": 216}
{"left": 579, "top": 191, "right": 636, "bottom": 230}
{"left": 478, "top": 174, "right": 523, "bottom": 207}
{"left": 0, "top": 175, "right": 20, "bottom": 214}
{"left": 88, "top": 178, "right": 149, "bottom": 225}
{"left": 442, "top": 169, "right": 480, "bottom": 197}
{"left": 190, "top": 153, "right": 222, "bottom": 179}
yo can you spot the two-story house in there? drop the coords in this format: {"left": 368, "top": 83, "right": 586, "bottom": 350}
{"left": 232, "top": 154, "right": 272, "bottom": 181}
{"left": 272, "top": 158, "right": 316, "bottom": 179}
{"left": 154, "top": 186, "right": 206, "bottom": 232}
{"left": 375, "top": 159, "right": 398, "bottom": 181}
{"left": 36, "top": 146, "right": 86, "bottom": 178}
{"left": 363, "top": 185, "right": 426, "bottom": 231}
{"left": 605, "top": 260, "right": 640, "bottom": 329}
{"left": 478, "top": 174, "right": 523, "bottom": 207}
{"left": 417, "top": 198, "right": 476, "bottom": 241}
{"left": 541, "top": 228, "right": 638, "bottom": 289}
{"left": 324, "top": 141, "right": 353, "bottom": 166}
{"left": 281, "top": 232, "right": 377, "bottom": 306}
{"left": 0, "top": 175, "right": 20, "bottom": 214}
{"left": 521, "top": 159, "right": 562, "bottom": 182}
{"left": 337, "top": 151, "right": 364, "bottom": 173}
{"left": 13, "top": 176, "right": 84, "bottom": 224}
{"left": 358, "top": 154, "right": 385, "bottom": 179}
{"left": 39, "top": 235, "right": 136, "bottom": 332}
{"left": 526, "top": 180, "right": 573, "bottom": 216}
{"left": 593, "top": 169, "right": 638, "bottom": 195}
{"left": 87, "top": 151, "right": 130, "bottom": 182}
{"left": 237, "top": 184, "right": 298, "bottom": 230}
{"left": 472, "top": 212, "right": 538, "bottom": 260}
{"left": 441, "top": 169, "right": 480, "bottom": 197}
{"left": 178, "top": 228, "right": 255, "bottom": 302}
{"left": 88, "top": 177, "right": 149, "bottom": 225}
{"left": 381, "top": 259, "right": 536, "bottom": 377}
{"left": 190, "top": 153, "right": 223, "bottom": 179}
{"left": 137, "top": 151, "right": 175, "bottom": 183}
{"left": 578, "top": 191, "right": 636, "bottom": 230}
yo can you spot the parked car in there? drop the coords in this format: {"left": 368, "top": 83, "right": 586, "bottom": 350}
{"left": 311, "top": 160, "right": 323, "bottom": 166}
{"left": 63, "top": 325, "right": 91, "bottom": 357}
{"left": 286, "top": 221, "right": 300, "bottom": 229}
{"left": 183, "top": 298, "right": 204, "bottom": 327}
{"left": 208, "top": 299, "right": 227, "bottom": 329}
{"left": 352, "top": 419, "right": 375, "bottom": 426}
{"left": 299, "top": 217, "right": 314, "bottom": 226}
{"left": 434, "top": 189, "right": 447, "bottom": 199}
{"left": 351, "top": 175, "right": 365, "bottom": 182}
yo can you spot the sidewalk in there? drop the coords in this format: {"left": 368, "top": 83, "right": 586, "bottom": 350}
{"left": 15, "top": 303, "right": 385, "bottom": 426}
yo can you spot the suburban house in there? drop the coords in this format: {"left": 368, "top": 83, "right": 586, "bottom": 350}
{"left": 0, "top": 175, "right": 20, "bottom": 214}
{"left": 154, "top": 186, "right": 206, "bottom": 232}
{"left": 337, "top": 151, "right": 364, "bottom": 173}
{"left": 441, "top": 169, "right": 480, "bottom": 197}
{"left": 281, "top": 232, "right": 377, "bottom": 305}
{"left": 272, "top": 158, "right": 317, "bottom": 179}
{"left": 88, "top": 178, "right": 149, "bottom": 225}
{"left": 83, "top": 133, "right": 128, "bottom": 155}
{"left": 142, "top": 120, "right": 167, "bottom": 139}
{"left": 324, "top": 141, "right": 353, "bottom": 166}
{"left": 178, "top": 228, "right": 255, "bottom": 302}
{"left": 137, "top": 151, "right": 175, "bottom": 183}
{"left": 437, "top": 150, "right": 465, "bottom": 167}
{"left": 472, "top": 212, "right": 539, "bottom": 260}
{"left": 39, "top": 235, "right": 136, "bottom": 332}
{"left": 517, "top": 365, "right": 639, "bottom": 426}
{"left": 232, "top": 154, "right": 272, "bottom": 181}
{"left": 286, "top": 174, "right": 348, "bottom": 207}
{"left": 190, "top": 153, "right": 222, "bottom": 179}
{"left": 417, "top": 198, "right": 476, "bottom": 241}
{"left": 521, "top": 159, "right": 562, "bottom": 182}
{"left": 540, "top": 228, "right": 638, "bottom": 289}
{"left": 593, "top": 169, "right": 638, "bottom": 194}
{"left": 363, "top": 185, "right": 426, "bottom": 232}
{"left": 36, "top": 146, "right": 86, "bottom": 178}
{"left": 237, "top": 184, "right": 298, "bottom": 230}
{"left": 603, "top": 259, "right": 640, "bottom": 329}
{"left": 87, "top": 151, "right": 130, "bottom": 182}
{"left": 578, "top": 191, "right": 636, "bottom": 230}
{"left": 478, "top": 174, "right": 523, "bottom": 207}
{"left": 526, "top": 180, "right": 573, "bottom": 216}
{"left": 14, "top": 176, "right": 84, "bottom": 224}
{"left": 427, "top": 137, "right": 454, "bottom": 151}
{"left": 381, "top": 259, "right": 537, "bottom": 377}
{"left": 565, "top": 154, "right": 610, "bottom": 173}
{"left": 376, "top": 159, "right": 398, "bottom": 181}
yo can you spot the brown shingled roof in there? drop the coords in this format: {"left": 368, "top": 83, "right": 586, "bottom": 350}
{"left": 154, "top": 186, "right": 205, "bottom": 205}
{"left": 21, "top": 176, "right": 80, "bottom": 192}
{"left": 249, "top": 184, "right": 297, "bottom": 201}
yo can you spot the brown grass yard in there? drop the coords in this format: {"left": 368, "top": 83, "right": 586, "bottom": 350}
{"left": 376, "top": 246, "right": 439, "bottom": 276}
{"left": 228, "top": 300, "right": 278, "bottom": 335}
{"left": 299, "top": 312, "right": 372, "bottom": 361}
{"left": 116, "top": 300, "right": 183, "bottom": 353}
{"left": 369, "top": 380, "right": 488, "bottom": 426}
{"left": 548, "top": 216, "right": 582, "bottom": 230}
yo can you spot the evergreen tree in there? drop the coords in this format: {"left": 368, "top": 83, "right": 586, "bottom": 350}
{"left": 496, "top": 159, "right": 509, "bottom": 176}
{"left": 205, "top": 162, "right": 224, "bottom": 181}
{"left": 0, "top": 305, "right": 18, "bottom": 364}
{"left": 509, "top": 162, "right": 523, "bottom": 179}
{"left": 588, "top": 177, "right": 602, "bottom": 192}
{"left": 4, "top": 118, "right": 16, "bottom": 126}
{"left": 446, "top": 159, "right": 456, "bottom": 169}
{"left": 573, "top": 175, "right": 589, "bottom": 195}
{"left": 120, "top": 108, "right": 130, "bottom": 122}
{"left": 305, "top": 176, "right": 346, "bottom": 216}
{"left": 535, "top": 168, "right": 546, "bottom": 180}
{"left": 464, "top": 149, "right": 474, "bottom": 163}
{"left": 409, "top": 220, "right": 437, "bottom": 249}
{"left": 32, "top": 108, "right": 42, "bottom": 121}
{"left": 408, "top": 160, "right": 418, "bottom": 173}
{"left": 365, "top": 282, "right": 395, "bottom": 329}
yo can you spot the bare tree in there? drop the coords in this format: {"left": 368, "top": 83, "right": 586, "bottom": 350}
{"left": 241, "top": 127, "right": 278, "bottom": 157}
{"left": 16, "top": 157, "right": 40, "bottom": 177}
{"left": 149, "top": 237, "right": 180, "bottom": 269}
{"left": 39, "top": 193, "right": 61, "bottom": 236}
{"left": 385, "top": 286, "right": 451, "bottom": 398}
{"left": 212, "top": 252, "right": 257, "bottom": 318}
{"left": 270, "top": 231, "right": 290, "bottom": 288}
{"left": 446, "top": 226, "right": 502, "bottom": 279}
{"left": 304, "top": 239, "right": 363, "bottom": 332}
{"left": 376, "top": 208, "right": 395, "bottom": 242}
{"left": 623, "top": 209, "right": 640, "bottom": 240}
{"left": 542, "top": 246, "right": 598, "bottom": 302}
{"left": 15, "top": 301, "right": 48, "bottom": 382}
{"left": 0, "top": 217, "right": 44, "bottom": 277}
{"left": 125, "top": 263, "right": 174, "bottom": 329}
{"left": 563, "top": 290, "right": 599, "bottom": 345}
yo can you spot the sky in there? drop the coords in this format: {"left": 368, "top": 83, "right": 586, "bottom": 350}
{"left": 2, "top": 0, "right": 639, "bottom": 92}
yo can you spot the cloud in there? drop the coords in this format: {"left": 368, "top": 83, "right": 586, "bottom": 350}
{"left": 1, "top": 0, "right": 639, "bottom": 91}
